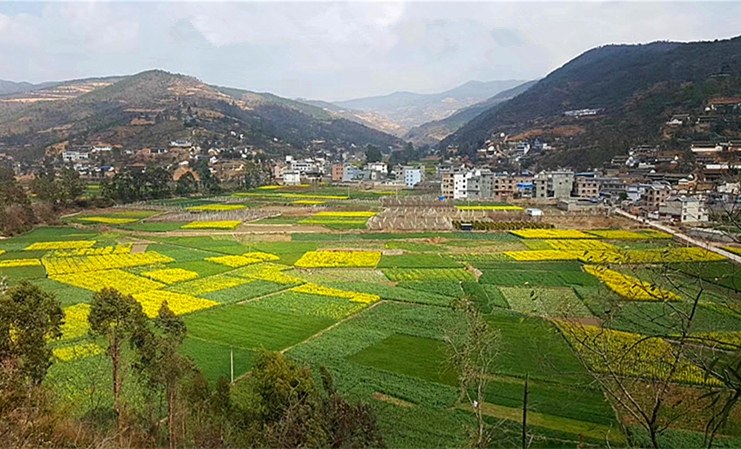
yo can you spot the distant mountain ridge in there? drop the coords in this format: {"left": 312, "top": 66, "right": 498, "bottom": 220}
{"left": 404, "top": 80, "right": 537, "bottom": 146}
{"left": 330, "top": 79, "right": 527, "bottom": 131}
{"left": 440, "top": 36, "right": 741, "bottom": 169}
{"left": 0, "top": 70, "right": 404, "bottom": 159}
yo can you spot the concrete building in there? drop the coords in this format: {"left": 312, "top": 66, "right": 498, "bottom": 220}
{"left": 403, "top": 165, "right": 424, "bottom": 188}
{"left": 441, "top": 173, "right": 455, "bottom": 199}
{"left": 659, "top": 196, "right": 709, "bottom": 223}
{"left": 342, "top": 165, "right": 362, "bottom": 182}
{"left": 533, "top": 171, "right": 574, "bottom": 199}
{"left": 283, "top": 171, "right": 301, "bottom": 185}
{"left": 331, "top": 164, "right": 345, "bottom": 182}
{"left": 642, "top": 183, "right": 672, "bottom": 209}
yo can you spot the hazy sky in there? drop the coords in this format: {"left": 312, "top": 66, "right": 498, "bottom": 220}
{"left": 0, "top": 1, "right": 740, "bottom": 101}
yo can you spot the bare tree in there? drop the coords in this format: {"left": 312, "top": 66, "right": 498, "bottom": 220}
{"left": 445, "top": 298, "right": 500, "bottom": 449}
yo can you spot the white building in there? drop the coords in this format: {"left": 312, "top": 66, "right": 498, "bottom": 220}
{"left": 62, "top": 150, "right": 89, "bottom": 162}
{"left": 283, "top": 170, "right": 301, "bottom": 185}
{"left": 403, "top": 166, "right": 424, "bottom": 188}
{"left": 367, "top": 162, "right": 388, "bottom": 175}
{"left": 659, "top": 196, "right": 709, "bottom": 223}
{"left": 453, "top": 172, "right": 470, "bottom": 199}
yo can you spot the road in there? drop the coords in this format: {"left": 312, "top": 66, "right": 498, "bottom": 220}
{"left": 612, "top": 208, "right": 741, "bottom": 265}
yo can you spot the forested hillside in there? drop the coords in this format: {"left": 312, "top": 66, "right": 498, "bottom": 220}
{"left": 441, "top": 36, "right": 741, "bottom": 169}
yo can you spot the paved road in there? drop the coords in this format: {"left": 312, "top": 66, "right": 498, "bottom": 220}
{"left": 612, "top": 208, "right": 741, "bottom": 265}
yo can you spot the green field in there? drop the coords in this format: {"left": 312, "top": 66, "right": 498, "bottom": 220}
{"left": 2, "top": 221, "right": 740, "bottom": 448}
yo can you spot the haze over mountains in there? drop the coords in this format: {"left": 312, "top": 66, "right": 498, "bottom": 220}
{"left": 1, "top": 34, "right": 740, "bottom": 169}
{"left": 330, "top": 79, "right": 527, "bottom": 132}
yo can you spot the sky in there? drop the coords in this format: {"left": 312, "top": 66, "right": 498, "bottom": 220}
{"left": 0, "top": 1, "right": 740, "bottom": 101}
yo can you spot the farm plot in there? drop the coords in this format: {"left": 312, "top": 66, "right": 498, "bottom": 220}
{"left": 461, "top": 282, "right": 510, "bottom": 312}
{"left": 248, "top": 291, "right": 368, "bottom": 320}
{"left": 201, "top": 280, "right": 289, "bottom": 304}
{"left": 382, "top": 268, "right": 476, "bottom": 282}
{"left": 184, "top": 304, "right": 335, "bottom": 352}
{"left": 167, "top": 274, "right": 250, "bottom": 296}
{"left": 326, "top": 281, "right": 456, "bottom": 307}
{"left": 479, "top": 269, "right": 598, "bottom": 287}
{"left": 294, "top": 250, "right": 381, "bottom": 268}
{"left": 290, "top": 268, "right": 388, "bottom": 284}
{"left": 377, "top": 254, "right": 462, "bottom": 269}
{"left": 500, "top": 287, "right": 593, "bottom": 318}
{"left": 557, "top": 322, "right": 719, "bottom": 385}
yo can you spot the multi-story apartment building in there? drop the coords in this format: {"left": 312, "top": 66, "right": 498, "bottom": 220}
{"left": 659, "top": 195, "right": 709, "bottom": 223}
{"left": 642, "top": 183, "right": 672, "bottom": 209}
{"left": 331, "top": 164, "right": 345, "bottom": 182}
{"left": 403, "top": 166, "right": 425, "bottom": 188}
{"left": 533, "top": 171, "right": 574, "bottom": 199}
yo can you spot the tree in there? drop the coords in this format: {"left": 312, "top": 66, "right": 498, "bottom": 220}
{"left": 194, "top": 160, "right": 221, "bottom": 194}
{"left": 175, "top": 172, "right": 199, "bottom": 195}
{"left": 88, "top": 288, "right": 147, "bottom": 435}
{"left": 133, "top": 302, "right": 190, "bottom": 449}
{"left": 56, "top": 167, "right": 85, "bottom": 206}
{"left": 445, "top": 299, "right": 500, "bottom": 449}
{"left": 365, "top": 145, "right": 383, "bottom": 163}
{"left": 0, "top": 281, "right": 63, "bottom": 384}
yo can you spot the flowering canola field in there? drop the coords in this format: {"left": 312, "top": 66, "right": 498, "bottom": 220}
{"left": 510, "top": 229, "right": 596, "bottom": 239}
{"left": 0, "top": 259, "right": 42, "bottom": 268}
{"left": 185, "top": 204, "right": 246, "bottom": 212}
{"left": 181, "top": 220, "right": 241, "bottom": 230}
{"left": 26, "top": 240, "right": 96, "bottom": 251}
{"left": 295, "top": 251, "right": 381, "bottom": 268}
{"left": 557, "top": 322, "right": 719, "bottom": 385}
{"left": 132, "top": 290, "right": 219, "bottom": 318}
{"left": 206, "top": 252, "right": 279, "bottom": 268}
{"left": 143, "top": 268, "right": 199, "bottom": 284}
{"left": 583, "top": 265, "right": 680, "bottom": 301}
{"left": 43, "top": 252, "right": 174, "bottom": 276}
{"left": 52, "top": 269, "right": 166, "bottom": 296}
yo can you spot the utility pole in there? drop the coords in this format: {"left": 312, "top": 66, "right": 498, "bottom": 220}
{"left": 522, "top": 373, "right": 529, "bottom": 449}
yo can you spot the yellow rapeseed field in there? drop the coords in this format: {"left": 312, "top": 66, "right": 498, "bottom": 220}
{"left": 26, "top": 240, "right": 96, "bottom": 251}
{"left": 583, "top": 265, "right": 680, "bottom": 301}
{"left": 292, "top": 200, "right": 326, "bottom": 205}
{"left": 52, "top": 269, "right": 166, "bottom": 296}
{"left": 143, "top": 268, "right": 199, "bottom": 284}
{"left": 43, "top": 252, "right": 174, "bottom": 276}
{"left": 557, "top": 322, "right": 719, "bottom": 385}
{"left": 181, "top": 221, "right": 241, "bottom": 229}
{"left": 132, "top": 290, "right": 219, "bottom": 318}
{"left": 294, "top": 250, "right": 382, "bottom": 268}
{"left": 53, "top": 343, "right": 105, "bottom": 362}
{"left": 60, "top": 303, "right": 91, "bottom": 341}
{"left": 510, "top": 229, "right": 596, "bottom": 239}
{"left": 0, "top": 259, "right": 42, "bottom": 268}
{"left": 52, "top": 244, "right": 132, "bottom": 257}
{"left": 206, "top": 252, "right": 280, "bottom": 268}
{"left": 292, "top": 283, "right": 380, "bottom": 304}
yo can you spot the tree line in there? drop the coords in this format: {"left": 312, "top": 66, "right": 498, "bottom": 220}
{"left": 0, "top": 281, "right": 385, "bottom": 449}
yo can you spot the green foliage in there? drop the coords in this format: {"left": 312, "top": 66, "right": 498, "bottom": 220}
{"left": 479, "top": 269, "right": 598, "bottom": 287}
{"left": 327, "top": 281, "right": 455, "bottom": 307}
{"left": 349, "top": 334, "right": 457, "bottom": 386}
{"left": 396, "top": 280, "right": 465, "bottom": 298}
{"left": 0, "top": 281, "right": 63, "bottom": 383}
{"left": 500, "top": 287, "right": 593, "bottom": 318}
{"left": 382, "top": 268, "right": 475, "bottom": 282}
{"left": 377, "top": 254, "right": 462, "bottom": 269}
{"left": 184, "top": 304, "right": 334, "bottom": 352}
{"left": 202, "top": 280, "right": 289, "bottom": 304}
{"left": 461, "top": 281, "right": 509, "bottom": 312}
{"left": 249, "top": 291, "right": 367, "bottom": 320}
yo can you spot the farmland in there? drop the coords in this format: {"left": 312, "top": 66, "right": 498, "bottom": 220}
{"left": 2, "top": 211, "right": 741, "bottom": 448}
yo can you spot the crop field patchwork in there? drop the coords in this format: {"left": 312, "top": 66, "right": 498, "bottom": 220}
{"left": 2, "top": 223, "right": 740, "bottom": 448}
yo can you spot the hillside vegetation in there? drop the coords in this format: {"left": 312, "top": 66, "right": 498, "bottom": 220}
{"left": 0, "top": 70, "right": 404, "bottom": 159}
{"left": 441, "top": 36, "right": 741, "bottom": 169}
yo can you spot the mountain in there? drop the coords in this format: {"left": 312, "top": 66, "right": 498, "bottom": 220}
{"left": 298, "top": 99, "right": 406, "bottom": 137}
{"left": 332, "top": 79, "right": 527, "bottom": 131}
{"left": 440, "top": 36, "right": 741, "bottom": 169}
{"left": 404, "top": 80, "right": 537, "bottom": 146}
{"left": 0, "top": 70, "right": 404, "bottom": 159}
